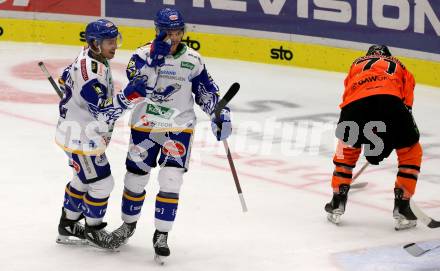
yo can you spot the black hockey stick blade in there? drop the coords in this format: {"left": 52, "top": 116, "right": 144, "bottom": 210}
{"left": 410, "top": 199, "right": 440, "bottom": 228}
{"left": 214, "top": 82, "right": 240, "bottom": 119}
{"left": 427, "top": 220, "right": 440, "bottom": 228}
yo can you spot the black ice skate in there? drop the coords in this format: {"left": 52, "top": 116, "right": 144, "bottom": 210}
{"left": 393, "top": 188, "right": 417, "bottom": 231}
{"left": 153, "top": 230, "right": 170, "bottom": 265}
{"left": 84, "top": 222, "right": 118, "bottom": 251}
{"left": 56, "top": 208, "right": 87, "bottom": 245}
{"left": 111, "top": 221, "right": 137, "bottom": 247}
{"left": 325, "top": 184, "right": 350, "bottom": 224}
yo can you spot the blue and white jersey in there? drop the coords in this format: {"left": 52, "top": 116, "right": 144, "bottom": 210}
{"left": 127, "top": 43, "right": 219, "bottom": 133}
{"left": 55, "top": 47, "right": 132, "bottom": 155}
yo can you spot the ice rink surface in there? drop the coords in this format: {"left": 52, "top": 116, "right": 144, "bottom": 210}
{"left": 1, "top": 42, "right": 440, "bottom": 271}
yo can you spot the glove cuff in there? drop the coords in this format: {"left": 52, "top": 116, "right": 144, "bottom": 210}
{"left": 116, "top": 92, "right": 133, "bottom": 109}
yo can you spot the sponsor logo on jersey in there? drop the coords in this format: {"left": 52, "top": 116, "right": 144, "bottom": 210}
{"left": 270, "top": 46, "right": 293, "bottom": 61}
{"left": 180, "top": 61, "right": 195, "bottom": 70}
{"left": 91, "top": 61, "right": 98, "bottom": 74}
{"left": 80, "top": 58, "right": 89, "bottom": 81}
{"left": 162, "top": 140, "right": 186, "bottom": 157}
{"left": 351, "top": 75, "right": 388, "bottom": 90}
{"left": 146, "top": 104, "right": 175, "bottom": 119}
{"left": 94, "top": 154, "right": 108, "bottom": 167}
{"left": 160, "top": 70, "right": 177, "bottom": 76}
{"left": 71, "top": 159, "right": 81, "bottom": 173}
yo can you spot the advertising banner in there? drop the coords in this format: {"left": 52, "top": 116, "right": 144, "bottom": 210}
{"left": 0, "top": 0, "right": 100, "bottom": 16}
{"left": 106, "top": 0, "right": 440, "bottom": 55}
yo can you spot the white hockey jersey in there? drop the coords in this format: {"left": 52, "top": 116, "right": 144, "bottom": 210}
{"left": 126, "top": 43, "right": 220, "bottom": 133}
{"left": 55, "top": 47, "right": 135, "bottom": 155}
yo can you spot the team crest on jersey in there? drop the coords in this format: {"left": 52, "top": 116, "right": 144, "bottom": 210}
{"left": 150, "top": 83, "right": 181, "bottom": 103}
{"left": 162, "top": 140, "right": 186, "bottom": 157}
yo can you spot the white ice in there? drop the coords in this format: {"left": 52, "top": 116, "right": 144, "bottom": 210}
{"left": 1, "top": 42, "right": 440, "bottom": 271}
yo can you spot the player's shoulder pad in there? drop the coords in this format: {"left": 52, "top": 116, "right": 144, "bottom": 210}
{"left": 183, "top": 45, "right": 203, "bottom": 66}
{"left": 76, "top": 50, "right": 108, "bottom": 83}
{"left": 134, "top": 43, "right": 152, "bottom": 61}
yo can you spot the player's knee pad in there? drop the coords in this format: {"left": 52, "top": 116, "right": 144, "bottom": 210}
{"left": 87, "top": 174, "right": 115, "bottom": 199}
{"left": 158, "top": 167, "right": 184, "bottom": 194}
{"left": 69, "top": 174, "right": 88, "bottom": 192}
{"left": 124, "top": 171, "right": 150, "bottom": 194}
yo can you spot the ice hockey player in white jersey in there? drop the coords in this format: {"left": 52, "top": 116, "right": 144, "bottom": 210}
{"left": 55, "top": 19, "right": 160, "bottom": 250}
{"left": 111, "top": 8, "right": 232, "bottom": 261}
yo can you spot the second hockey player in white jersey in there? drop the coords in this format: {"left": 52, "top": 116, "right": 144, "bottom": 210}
{"left": 111, "top": 8, "right": 233, "bottom": 261}
{"left": 55, "top": 19, "right": 162, "bottom": 250}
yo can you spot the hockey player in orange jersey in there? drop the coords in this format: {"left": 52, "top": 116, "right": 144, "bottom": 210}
{"left": 324, "top": 45, "right": 422, "bottom": 230}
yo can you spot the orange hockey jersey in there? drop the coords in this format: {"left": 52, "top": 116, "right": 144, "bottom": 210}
{"left": 340, "top": 55, "right": 415, "bottom": 108}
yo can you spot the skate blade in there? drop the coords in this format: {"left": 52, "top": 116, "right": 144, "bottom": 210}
{"left": 56, "top": 235, "right": 88, "bottom": 245}
{"left": 154, "top": 254, "right": 167, "bottom": 265}
{"left": 327, "top": 213, "right": 342, "bottom": 224}
{"left": 394, "top": 216, "right": 417, "bottom": 231}
{"left": 86, "top": 240, "right": 120, "bottom": 252}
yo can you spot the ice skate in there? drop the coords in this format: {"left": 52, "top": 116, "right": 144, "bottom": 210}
{"left": 153, "top": 230, "right": 170, "bottom": 265}
{"left": 84, "top": 222, "right": 119, "bottom": 251}
{"left": 325, "top": 184, "right": 350, "bottom": 224}
{"left": 56, "top": 208, "right": 87, "bottom": 245}
{"left": 393, "top": 188, "right": 417, "bottom": 231}
{"left": 111, "top": 221, "right": 137, "bottom": 247}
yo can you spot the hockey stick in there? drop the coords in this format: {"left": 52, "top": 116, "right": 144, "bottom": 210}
{"left": 403, "top": 242, "right": 440, "bottom": 257}
{"left": 38, "top": 61, "right": 63, "bottom": 98}
{"left": 350, "top": 162, "right": 369, "bottom": 189}
{"left": 409, "top": 199, "right": 440, "bottom": 228}
{"left": 350, "top": 161, "right": 440, "bottom": 228}
{"left": 214, "top": 82, "right": 248, "bottom": 212}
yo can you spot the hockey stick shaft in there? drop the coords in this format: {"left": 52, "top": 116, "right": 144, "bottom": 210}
{"left": 223, "top": 139, "right": 248, "bottom": 212}
{"left": 353, "top": 162, "right": 369, "bottom": 181}
{"left": 350, "top": 162, "right": 369, "bottom": 189}
{"left": 38, "top": 61, "right": 63, "bottom": 98}
{"left": 214, "top": 82, "right": 247, "bottom": 212}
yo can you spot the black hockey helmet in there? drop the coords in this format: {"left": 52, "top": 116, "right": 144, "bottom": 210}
{"left": 366, "top": 45, "right": 392, "bottom": 57}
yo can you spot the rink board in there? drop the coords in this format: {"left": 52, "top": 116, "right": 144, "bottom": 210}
{"left": 0, "top": 17, "right": 439, "bottom": 87}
